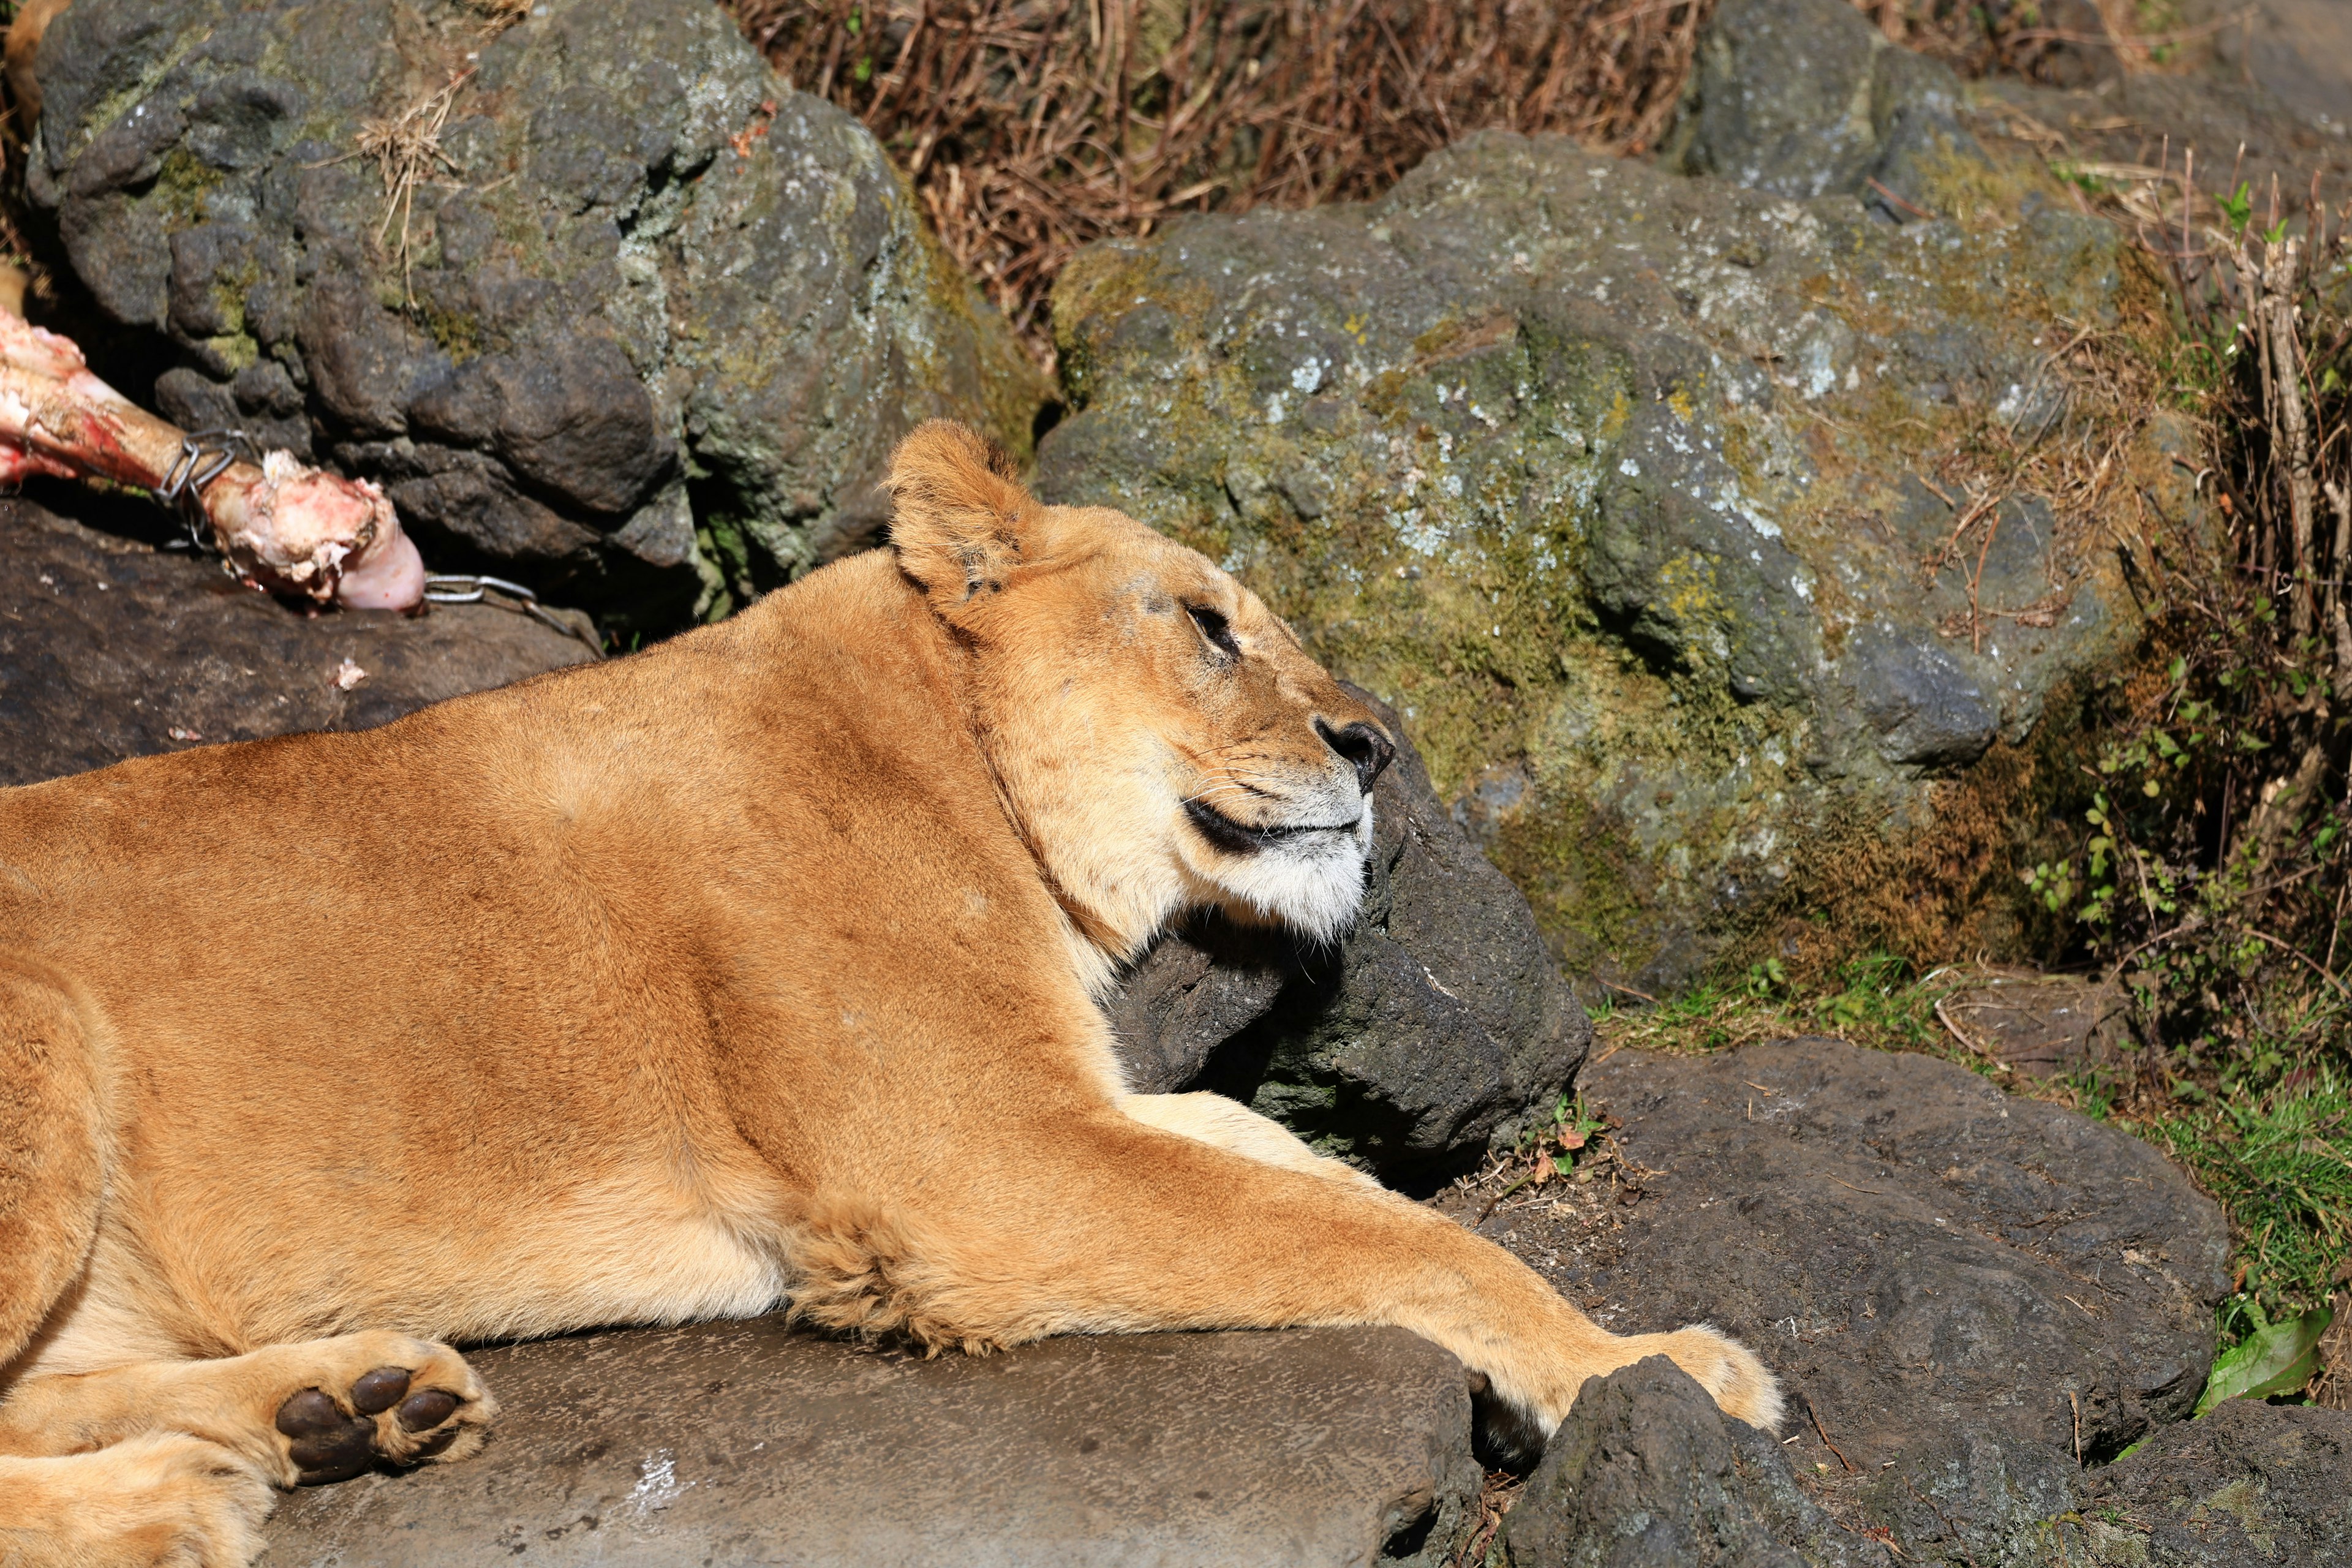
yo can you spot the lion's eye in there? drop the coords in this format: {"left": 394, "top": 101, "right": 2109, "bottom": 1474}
{"left": 1186, "top": 603, "right": 1242, "bottom": 661}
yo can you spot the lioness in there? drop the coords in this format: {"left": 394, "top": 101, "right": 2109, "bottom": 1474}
{"left": 0, "top": 422, "right": 1778, "bottom": 1564}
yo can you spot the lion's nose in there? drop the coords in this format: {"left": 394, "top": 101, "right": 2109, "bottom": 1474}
{"left": 1316, "top": 719, "right": 1395, "bottom": 795}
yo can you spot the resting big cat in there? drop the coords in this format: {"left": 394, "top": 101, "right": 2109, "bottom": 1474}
{"left": 0, "top": 422, "right": 1779, "bottom": 1565}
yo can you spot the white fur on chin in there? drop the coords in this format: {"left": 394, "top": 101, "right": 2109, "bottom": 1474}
{"left": 1199, "top": 801, "right": 1374, "bottom": 945}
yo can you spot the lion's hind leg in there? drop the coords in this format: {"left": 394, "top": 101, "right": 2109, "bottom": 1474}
{"left": 0, "top": 956, "right": 107, "bottom": 1370}
{"left": 0, "top": 1332, "right": 495, "bottom": 1488}
{"left": 0, "top": 1436, "right": 272, "bottom": 1568}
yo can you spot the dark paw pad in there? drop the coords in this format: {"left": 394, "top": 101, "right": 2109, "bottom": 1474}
{"left": 398, "top": 1388, "right": 459, "bottom": 1432}
{"left": 275, "top": 1387, "right": 375, "bottom": 1485}
{"left": 350, "top": 1366, "right": 412, "bottom": 1415}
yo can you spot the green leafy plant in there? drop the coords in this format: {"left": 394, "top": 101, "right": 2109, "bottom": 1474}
{"left": 2218, "top": 181, "right": 2254, "bottom": 236}
{"left": 2193, "top": 1302, "right": 2333, "bottom": 1414}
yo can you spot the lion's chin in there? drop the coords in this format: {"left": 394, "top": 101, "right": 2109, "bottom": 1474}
{"left": 1196, "top": 804, "right": 1376, "bottom": 946}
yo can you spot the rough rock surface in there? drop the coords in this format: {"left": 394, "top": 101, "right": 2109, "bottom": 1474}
{"left": 29, "top": 0, "right": 1046, "bottom": 628}
{"left": 1662, "top": 0, "right": 1973, "bottom": 210}
{"left": 263, "top": 1321, "right": 1480, "bottom": 1568}
{"left": 1039, "top": 0, "right": 2184, "bottom": 989}
{"left": 1450, "top": 1038, "right": 2230, "bottom": 1561}
{"left": 2032, "top": 1398, "right": 2352, "bottom": 1567}
{"left": 1500, "top": 1343, "right": 2352, "bottom": 1568}
{"left": 1109, "top": 688, "right": 1589, "bottom": 1177}
{"left": 1504, "top": 1357, "right": 1893, "bottom": 1568}
{"left": 0, "top": 494, "right": 589, "bottom": 787}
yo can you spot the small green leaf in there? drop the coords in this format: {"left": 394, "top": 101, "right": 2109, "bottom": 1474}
{"left": 2194, "top": 1303, "right": 2332, "bottom": 1415}
{"left": 2220, "top": 181, "right": 2254, "bottom": 235}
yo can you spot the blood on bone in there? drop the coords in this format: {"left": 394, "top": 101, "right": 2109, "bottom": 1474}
{"left": 0, "top": 312, "right": 425, "bottom": 610}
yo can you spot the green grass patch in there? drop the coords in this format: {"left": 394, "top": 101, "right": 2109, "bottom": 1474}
{"left": 2134, "top": 1068, "right": 2352, "bottom": 1347}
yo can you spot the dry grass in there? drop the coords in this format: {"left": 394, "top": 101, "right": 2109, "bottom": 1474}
{"left": 338, "top": 71, "right": 473, "bottom": 305}
{"left": 723, "top": 0, "right": 1716, "bottom": 357}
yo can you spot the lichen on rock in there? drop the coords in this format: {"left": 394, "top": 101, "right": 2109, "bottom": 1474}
{"left": 1038, "top": 6, "right": 2190, "bottom": 989}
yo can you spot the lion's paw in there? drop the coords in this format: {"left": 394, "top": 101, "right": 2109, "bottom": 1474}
{"left": 268, "top": 1332, "right": 494, "bottom": 1485}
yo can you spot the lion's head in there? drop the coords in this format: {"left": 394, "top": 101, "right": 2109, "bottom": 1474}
{"left": 885, "top": 421, "right": 1395, "bottom": 964}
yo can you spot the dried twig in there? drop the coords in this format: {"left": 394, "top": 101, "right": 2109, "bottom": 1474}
{"left": 469, "top": 0, "right": 532, "bottom": 34}
{"left": 1800, "top": 1392, "right": 1856, "bottom": 1473}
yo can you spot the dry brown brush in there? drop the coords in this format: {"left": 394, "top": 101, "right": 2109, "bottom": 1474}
{"left": 2039, "top": 176, "right": 2352, "bottom": 1087}
{"left": 724, "top": 0, "right": 1716, "bottom": 354}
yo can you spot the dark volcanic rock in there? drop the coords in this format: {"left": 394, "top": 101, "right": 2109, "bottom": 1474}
{"left": 30, "top": 0, "right": 1046, "bottom": 628}
{"left": 1504, "top": 1357, "right": 1892, "bottom": 1568}
{"left": 1664, "top": 0, "right": 1975, "bottom": 210}
{"left": 0, "top": 496, "right": 589, "bottom": 787}
{"left": 1110, "top": 687, "right": 1590, "bottom": 1177}
{"left": 1458, "top": 1039, "right": 2229, "bottom": 1562}
{"left": 263, "top": 1320, "right": 1481, "bottom": 1568}
{"left": 2034, "top": 1398, "right": 2352, "bottom": 1567}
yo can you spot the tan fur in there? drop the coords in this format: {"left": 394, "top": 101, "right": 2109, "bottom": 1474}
{"left": 0, "top": 420, "right": 1777, "bottom": 1562}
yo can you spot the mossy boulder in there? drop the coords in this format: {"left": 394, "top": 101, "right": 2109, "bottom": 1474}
{"left": 1038, "top": 58, "right": 2184, "bottom": 989}
{"left": 29, "top": 0, "right": 1047, "bottom": 629}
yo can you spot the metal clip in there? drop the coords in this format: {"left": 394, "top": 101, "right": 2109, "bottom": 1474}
{"left": 152, "top": 428, "right": 260, "bottom": 548}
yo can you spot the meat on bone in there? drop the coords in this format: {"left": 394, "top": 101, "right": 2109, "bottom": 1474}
{"left": 0, "top": 311, "right": 424, "bottom": 610}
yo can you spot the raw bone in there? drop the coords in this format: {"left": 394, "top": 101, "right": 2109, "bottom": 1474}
{"left": 0, "top": 312, "right": 424, "bottom": 609}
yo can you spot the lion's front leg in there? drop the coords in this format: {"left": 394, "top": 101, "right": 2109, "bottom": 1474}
{"left": 0, "top": 1332, "right": 494, "bottom": 1488}
{"left": 784, "top": 1106, "right": 1782, "bottom": 1441}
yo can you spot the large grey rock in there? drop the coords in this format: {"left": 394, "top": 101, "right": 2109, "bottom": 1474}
{"left": 263, "top": 1320, "right": 1481, "bottom": 1568}
{"left": 1662, "top": 0, "right": 1975, "bottom": 212}
{"left": 29, "top": 0, "right": 1046, "bottom": 630}
{"left": 1450, "top": 1039, "right": 2230, "bottom": 1562}
{"left": 0, "top": 494, "right": 590, "bottom": 787}
{"left": 1109, "top": 688, "right": 1589, "bottom": 1178}
{"left": 1041, "top": 118, "right": 2178, "bottom": 990}
{"left": 1504, "top": 1357, "right": 1892, "bottom": 1568}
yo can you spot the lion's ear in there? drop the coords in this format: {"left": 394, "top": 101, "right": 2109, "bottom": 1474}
{"left": 885, "top": 420, "right": 1049, "bottom": 612}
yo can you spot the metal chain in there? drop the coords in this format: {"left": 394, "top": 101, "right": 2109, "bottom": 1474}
{"left": 424, "top": 573, "right": 605, "bottom": 658}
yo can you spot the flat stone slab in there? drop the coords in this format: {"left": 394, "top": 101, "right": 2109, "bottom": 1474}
{"left": 1, "top": 496, "right": 593, "bottom": 788}
{"left": 263, "top": 1321, "right": 1478, "bottom": 1568}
